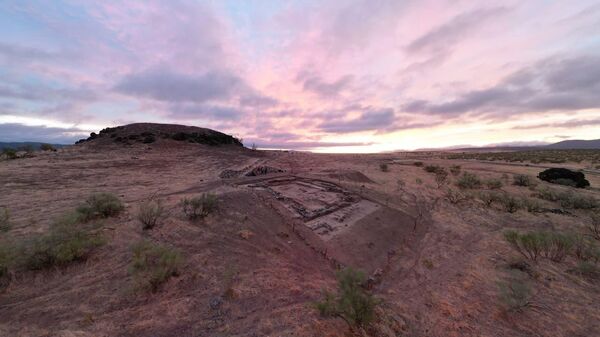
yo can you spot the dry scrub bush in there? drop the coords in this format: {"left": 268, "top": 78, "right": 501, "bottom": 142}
{"left": 445, "top": 189, "right": 471, "bottom": 205}
{"left": 314, "top": 267, "right": 378, "bottom": 327}
{"left": 434, "top": 169, "right": 449, "bottom": 188}
{"left": 522, "top": 198, "right": 542, "bottom": 213}
{"left": 0, "top": 242, "right": 12, "bottom": 289}
{"left": 569, "top": 261, "right": 600, "bottom": 280}
{"left": 497, "top": 271, "right": 531, "bottom": 312}
{"left": 77, "top": 192, "right": 124, "bottom": 221}
{"left": 21, "top": 213, "right": 105, "bottom": 270}
{"left": 590, "top": 213, "right": 600, "bottom": 240}
{"left": 558, "top": 192, "right": 598, "bottom": 210}
{"left": 513, "top": 174, "right": 534, "bottom": 187}
{"left": 504, "top": 230, "right": 576, "bottom": 263}
{"left": 450, "top": 165, "right": 461, "bottom": 176}
{"left": 40, "top": 143, "right": 56, "bottom": 151}
{"left": 181, "top": 193, "right": 217, "bottom": 220}
{"left": 485, "top": 178, "right": 503, "bottom": 190}
{"left": 129, "top": 240, "right": 182, "bottom": 292}
{"left": 0, "top": 207, "right": 9, "bottom": 232}
{"left": 379, "top": 163, "right": 389, "bottom": 172}
{"left": 137, "top": 197, "right": 166, "bottom": 230}
{"left": 498, "top": 194, "right": 523, "bottom": 213}
{"left": 424, "top": 164, "right": 442, "bottom": 173}
{"left": 573, "top": 235, "right": 600, "bottom": 262}
{"left": 456, "top": 172, "right": 482, "bottom": 189}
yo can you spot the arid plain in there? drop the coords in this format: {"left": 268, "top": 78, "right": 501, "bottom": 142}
{"left": 1, "top": 124, "right": 599, "bottom": 337}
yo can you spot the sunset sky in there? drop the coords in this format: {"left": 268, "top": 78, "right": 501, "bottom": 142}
{"left": 0, "top": 1, "right": 599, "bottom": 152}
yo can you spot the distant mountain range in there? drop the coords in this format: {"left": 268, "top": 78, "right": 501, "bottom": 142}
{"left": 0, "top": 142, "right": 68, "bottom": 151}
{"left": 417, "top": 139, "right": 600, "bottom": 152}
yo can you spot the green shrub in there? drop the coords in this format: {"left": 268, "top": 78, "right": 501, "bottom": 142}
{"left": 181, "top": 193, "right": 217, "bottom": 220}
{"left": 573, "top": 235, "right": 599, "bottom": 262}
{"left": 314, "top": 267, "right": 378, "bottom": 327}
{"left": 0, "top": 207, "right": 9, "bottom": 232}
{"left": 379, "top": 163, "right": 389, "bottom": 172}
{"left": 569, "top": 261, "right": 600, "bottom": 280}
{"left": 504, "top": 230, "right": 544, "bottom": 261}
{"left": 478, "top": 191, "right": 498, "bottom": 207}
{"left": 129, "top": 240, "right": 182, "bottom": 292}
{"left": 485, "top": 178, "right": 503, "bottom": 190}
{"left": 497, "top": 272, "right": 531, "bottom": 312}
{"left": 77, "top": 192, "right": 124, "bottom": 221}
{"left": 424, "top": 164, "right": 442, "bottom": 173}
{"left": 504, "top": 230, "right": 575, "bottom": 262}
{"left": 535, "top": 186, "right": 561, "bottom": 202}
{"left": 0, "top": 241, "right": 13, "bottom": 289}
{"left": 137, "top": 198, "right": 165, "bottom": 230}
{"left": 457, "top": 172, "right": 482, "bottom": 189}
{"left": 445, "top": 189, "right": 470, "bottom": 205}
{"left": 557, "top": 191, "right": 598, "bottom": 210}
{"left": 40, "top": 143, "right": 56, "bottom": 151}
{"left": 513, "top": 174, "right": 534, "bottom": 187}
{"left": 21, "top": 214, "right": 104, "bottom": 270}
{"left": 589, "top": 213, "right": 600, "bottom": 240}
{"left": 522, "top": 198, "right": 542, "bottom": 213}
{"left": 2, "top": 148, "right": 17, "bottom": 160}
{"left": 449, "top": 165, "right": 461, "bottom": 176}
{"left": 499, "top": 195, "right": 522, "bottom": 213}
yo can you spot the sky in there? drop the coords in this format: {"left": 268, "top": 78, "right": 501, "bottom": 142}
{"left": 0, "top": 0, "right": 599, "bottom": 152}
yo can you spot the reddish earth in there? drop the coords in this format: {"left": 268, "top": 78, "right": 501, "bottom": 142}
{"left": 0, "top": 124, "right": 599, "bottom": 336}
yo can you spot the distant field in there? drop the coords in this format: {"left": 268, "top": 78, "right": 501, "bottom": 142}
{"left": 445, "top": 149, "right": 600, "bottom": 165}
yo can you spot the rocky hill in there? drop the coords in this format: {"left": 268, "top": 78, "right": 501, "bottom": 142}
{"left": 75, "top": 123, "right": 243, "bottom": 147}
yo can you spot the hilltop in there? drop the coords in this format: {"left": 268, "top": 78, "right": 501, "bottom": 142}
{"left": 75, "top": 123, "right": 243, "bottom": 147}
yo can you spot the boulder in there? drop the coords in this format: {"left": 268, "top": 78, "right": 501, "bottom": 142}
{"left": 537, "top": 168, "right": 590, "bottom": 188}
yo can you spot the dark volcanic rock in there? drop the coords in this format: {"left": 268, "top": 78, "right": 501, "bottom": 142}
{"left": 537, "top": 168, "right": 590, "bottom": 188}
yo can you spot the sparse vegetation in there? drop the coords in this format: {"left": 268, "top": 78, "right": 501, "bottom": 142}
{"left": 21, "top": 213, "right": 105, "bottom": 270}
{"left": 129, "top": 240, "right": 182, "bottom": 292}
{"left": 478, "top": 191, "right": 498, "bottom": 207}
{"left": 449, "top": 165, "right": 461, "bottom": 176}
{"left": 513, "top": 174, "right": 534, "bottom": 187}
{"left": 415, "top": 178, "right": 423, "bottom": 185}
{"left": 181, "top": 193, "right": 218, "bottom": 220}
{"left": 2, "top": 148, "right": 17, "bottom": 160}
{"left": 485, "top": 178, "right": 503, "bottom": 189}
{"left": 40, "top": 143, "right": 56, "bottom": 151}
{"left": 446, "top": 188, "right": 471, "bottom": 204}
{"left": 137, "top": 197, "right": 166, "bottom": 230}
{"left": 413, "top": 161, "right": 423, "bottom": 167}
{"left": 456, "top": 172, "right": 482, "bottom": 189}
{"left": 0, "top": 207, "right": 9, "bottom": 232}
{"left": 589, "top": 213, "right": 600, "bottom": 240}
{"left": 314, "top": 267, "right": 378, "bottom": 327}
{"left": 434, "top": 168, "right": 449, "bottom": 188}
{"left": 499, "top": 195, "right": 522, "bottom": 213}
{"left": 557, "top": 191, "right": 598, "bottom": 210}
{"left": 504, "top": 230, "right": 577, "bottom": 262}
{"left": 77, "top": 192, "right": 124, "bottom": 221}
{"left": 424, "top": 164, "right": 442, "bottom": 173}
{"left": 446, "top": 149, "right": 600, "bottom": 165}
{"left": 379, "top": 163, "right": 389, "bottom": 172}
{"left": 522, "top": 198, "right": 542, "bottom": 213}
{"left": 569, "top": 261, "right": 600, "bottom": 280}
{"left": 497, "top": 271, "right": 531, "bottom": 312}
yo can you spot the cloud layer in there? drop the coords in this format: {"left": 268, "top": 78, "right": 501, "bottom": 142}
{"left": 0, "top": 0, "right": 599, "bottom": 151}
